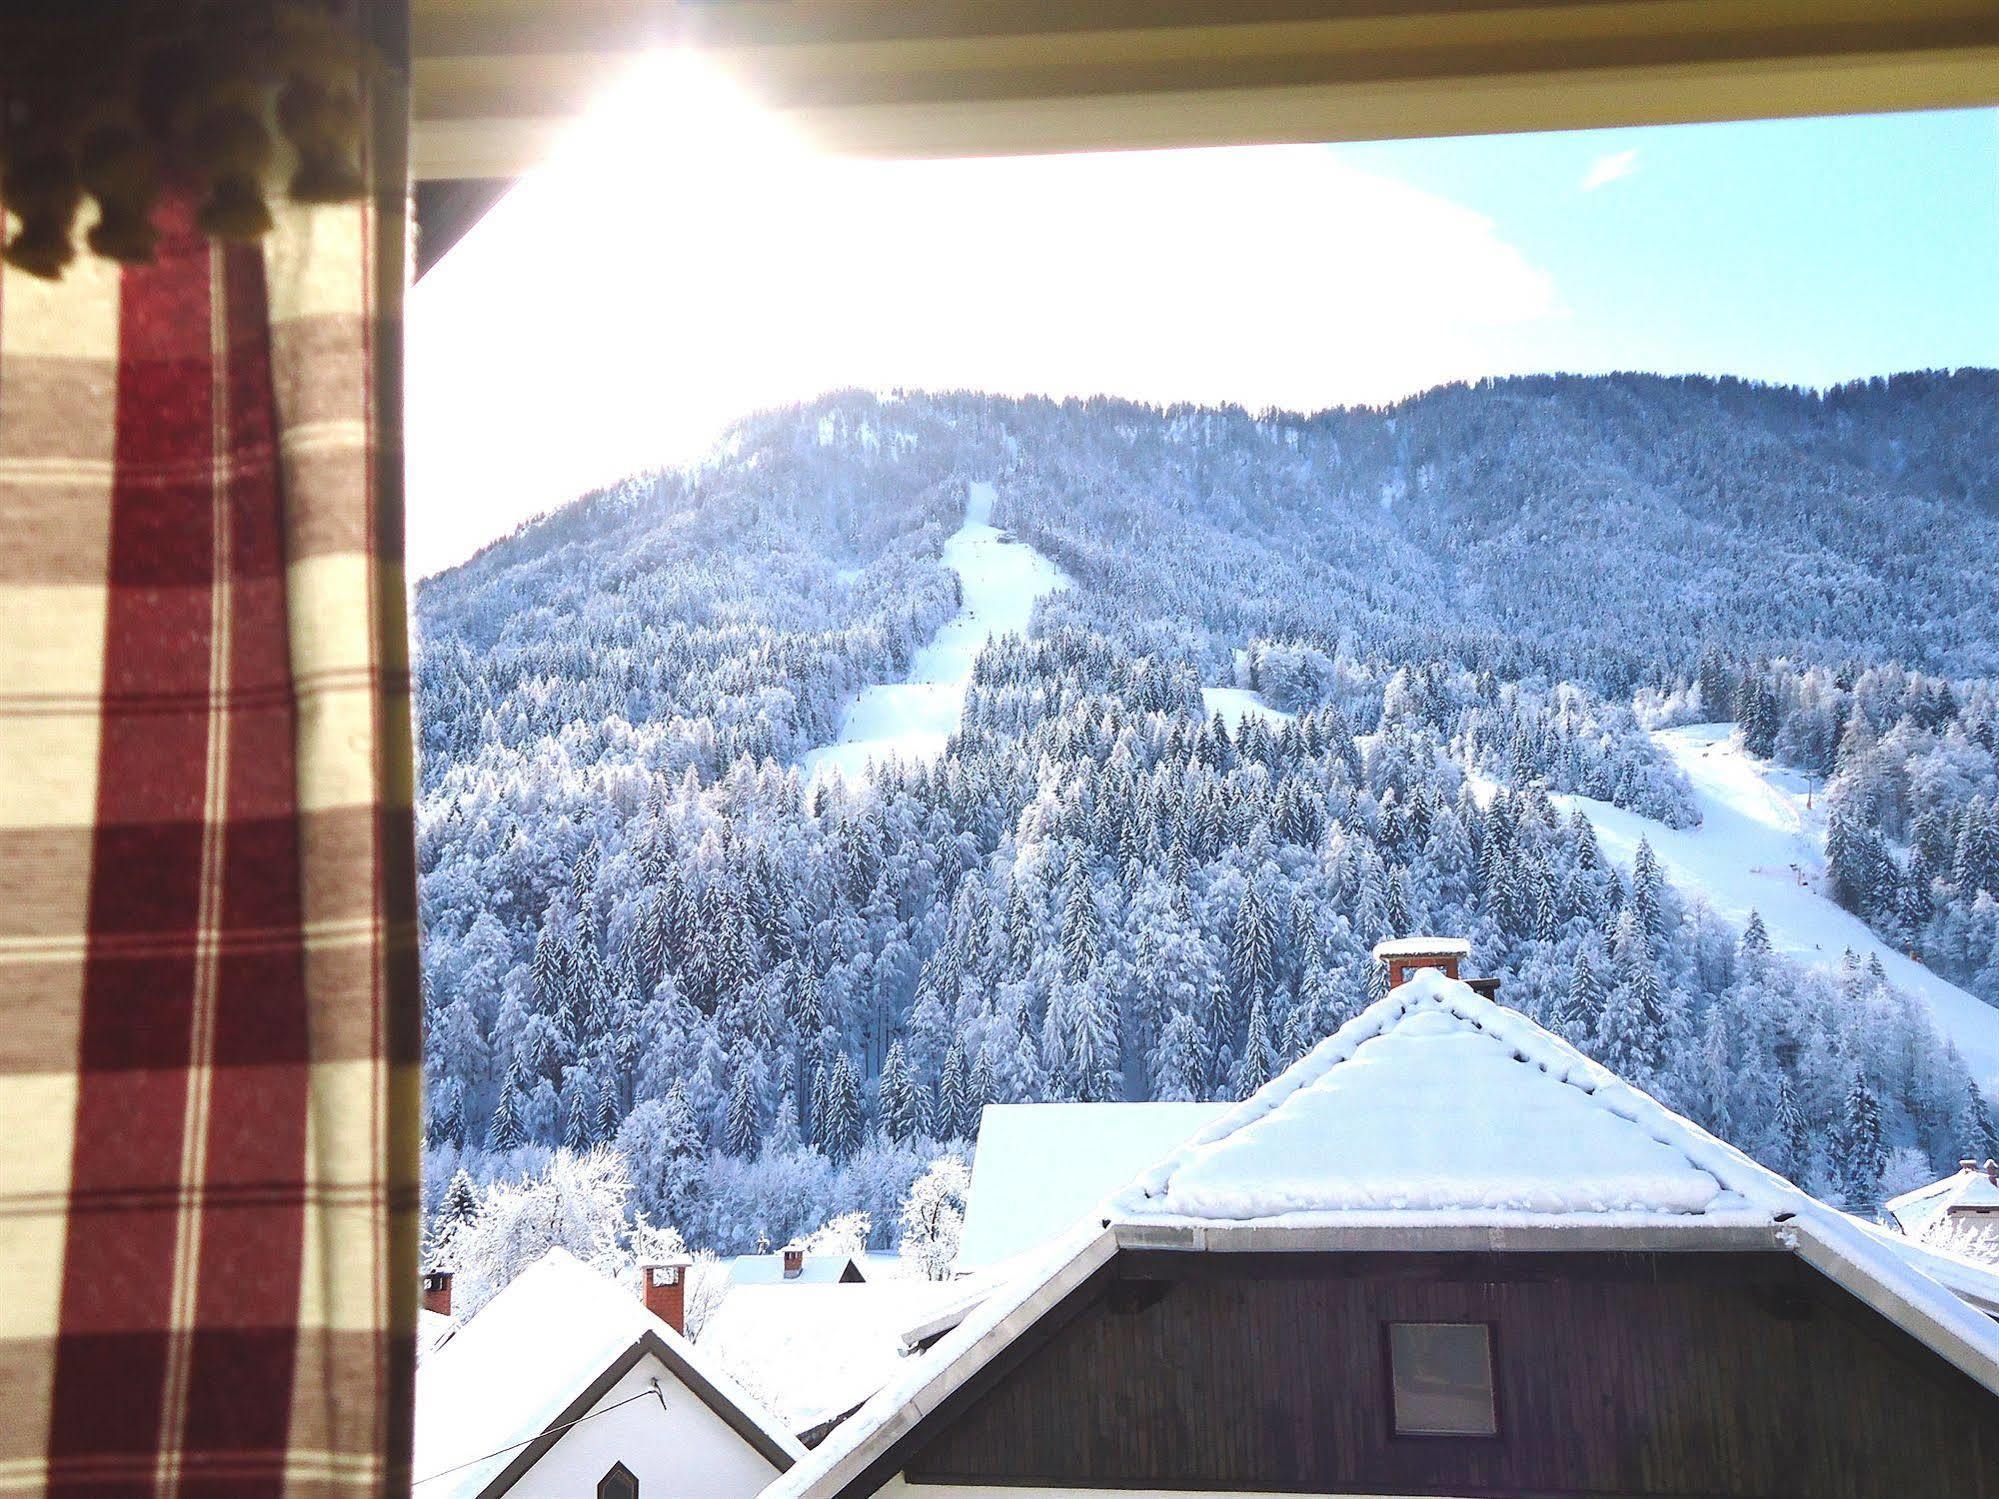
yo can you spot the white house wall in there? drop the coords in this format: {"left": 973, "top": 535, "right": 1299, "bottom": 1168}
{"left": 505, "top": 1351, "right": 783, "bottom": 1499}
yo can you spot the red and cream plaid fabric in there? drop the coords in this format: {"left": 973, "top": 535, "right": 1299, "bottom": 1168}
{"left": 0, "top": 30, "right": 421, "bottom": 1498}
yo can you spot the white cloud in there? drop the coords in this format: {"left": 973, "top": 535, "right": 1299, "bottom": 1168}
{"left": 1580, "top": 147, "right": 1640, "bottom": 191}
{"left": 407, "top": 52, "right": 1559, "bottom": 577}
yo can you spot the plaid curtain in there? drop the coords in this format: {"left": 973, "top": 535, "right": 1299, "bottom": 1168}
{"left": 0, "top": 16, "right": 420, "bottom": 1497}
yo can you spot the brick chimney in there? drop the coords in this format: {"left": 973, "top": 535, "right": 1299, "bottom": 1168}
{"left": 642, "top": 1260, "right": 691, "bottom": 1334}
{"left": 1371, "top": 936, "right": 1472, "bottom": 990}
{"left": 421, "top": 1270, "right": 452, "bottom": 1319}
{"left": 782, "top": 1246, "right": 805, "bottom": 1280}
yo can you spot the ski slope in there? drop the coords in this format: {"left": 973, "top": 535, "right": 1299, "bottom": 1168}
{"left": 1555, "top": 723, "right": 1999, "bottom": 1095}
{"left": 801, "top": 482, "right": 1069, "bottom": 784}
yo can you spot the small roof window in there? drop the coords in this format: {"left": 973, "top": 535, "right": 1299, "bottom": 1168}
{"left": 1387, "top": 1322, "right": 1497, "bottom": 1437}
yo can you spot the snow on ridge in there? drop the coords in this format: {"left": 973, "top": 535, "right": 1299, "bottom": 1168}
{"left": 1114, "top": 970, "right": 1786, "bottom": 1225}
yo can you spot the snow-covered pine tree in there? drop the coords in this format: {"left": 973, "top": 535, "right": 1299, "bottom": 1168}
{"left": 1236, "top": 996, "right": 1278, "bottom": 1098}
{"left": 487, "top": 1060, "right": 527, "bottom": 1151}
{"left": 934, "top": 1041, "right": 970, "bottom": 1140}
{"left": 725, "top": 1057, "right": 761, "bottom": 1158}
{"left": 878, "top": 1039, "right": 921, "bottom": 1143}
{"left": 1957, "top": 1080, "right": 1999, "bottom": 1164}
{"left": 1773, "top": 1073, "right": 1811, "bottom": 1184}
{"left": 1835, "top": 1068, "right": 1886, "bottom": 1212}
{"left": 826, "top": 1053, "right": 864, "bottom": 1162}
{"left": 1061, "top": 855, "right": 1101, "bottom": 980}
{"left": 425, "top": 1167, "right": 482, "bottom": 1270}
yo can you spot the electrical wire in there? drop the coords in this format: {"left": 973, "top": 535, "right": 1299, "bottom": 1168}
{"left": 412, "top": 1379, "right": 670, "bottom": 1486}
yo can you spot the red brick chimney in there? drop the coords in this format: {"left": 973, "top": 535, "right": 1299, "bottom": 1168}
{"left": 782, "top": 1246, "right": 805, "bottom": 1280}
{"left": 1372, "top": 936, "right": 1472, "bottom": 990}
{"left": 421, "top": 1270, "right": 452, "bottom": 1318}
{"left": 642, "top": 1260, "right": 690, "bottom": 1335}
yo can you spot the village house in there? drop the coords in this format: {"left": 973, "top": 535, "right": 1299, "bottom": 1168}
{"left": 765, "top": 948, "right": 1999, "bottom": 1499}
{"left": 1886, "top": 1158, "right": 1999, "bottom": 1263}
{"left": 726, "top": 1246, "right": 872, "bottom": 1285}
{"left": 415, "top": 1248, "right": 801, "bottom": 1499}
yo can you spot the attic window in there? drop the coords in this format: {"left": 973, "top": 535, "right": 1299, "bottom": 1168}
{"left": 1387, "top": 1322, "right": 1498, "bottom": 1437}
{"left": 598, "top": 1461, "right": 639, "bottom": 1499}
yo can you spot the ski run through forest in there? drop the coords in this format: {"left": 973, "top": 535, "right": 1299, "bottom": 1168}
{"left": 415, "top": 374, "right": 1999, "bottom": 1282}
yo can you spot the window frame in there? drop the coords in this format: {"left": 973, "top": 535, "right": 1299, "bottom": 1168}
{"left": 1381, "top": 1319, "right": 1503, "bottom": 1442}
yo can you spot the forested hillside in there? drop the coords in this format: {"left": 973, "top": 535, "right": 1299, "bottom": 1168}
{"left": 415, "top": 372, "right": 1999, "bottom": 1255}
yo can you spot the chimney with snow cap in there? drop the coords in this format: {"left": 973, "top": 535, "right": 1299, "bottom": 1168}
{"left": 641, "top": 1258, "right": 691, "bottom": 1334}
{"left": 1372, "top": 936, "right": 1472, "bottom": 990}
{"left": 782, "top": 1246, "right": 805, "bottom": 1279}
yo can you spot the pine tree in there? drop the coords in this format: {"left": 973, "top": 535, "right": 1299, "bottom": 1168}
{"left": 1237, "top": 997, "right": 1278, "bottom": 1097}
{"left": 1229, "top": 881, "right": 1274, "bottom": 1003}
{"left": 1835, "top": 1069, "right": 1885, "bottom": 1212}
{"left": 968, "top": 1044, "right": 998, "bottom": 1115}
{"left": 425, "top": 1167, "right": 482, "bottom": 1270}
{"left": 726, "top": 1060, "right": 761, "bottom": 1157}
{"left": 878, "top": 1039, "right": 921, "bottom": 1143}
{"left": 1740, "top": 910, "right": 1771, "bottom": 966}
{"left": 934, "top": 1042, "right": 970, "bottom": 1140}
{"left": 1630, "top": 838, "right": 1666, "bottom": 941}
{"left": 1773, "top": 1074, "right": 1811, "bottom": 1183}
{"left": 1555, "top": 948, "right": 1603, "bottom": 1044}
{"left": 1957, "top": 1080, "right": 1999, "bottom": 1164}
{"left": 809, "top": 1061, "right": 832, "bottom": 1154}
{"left": 1152, "top": 1009, "right": 1207, "bottom": 1101}
{"left": 1061, "top": 857, "right": 1101, "bottom": 979}
{"left": 487, "top": 1060, "right": 527, "bottom": 1151}
{"left": 826, "top": 1053, "right": 864, "bottom": 1163}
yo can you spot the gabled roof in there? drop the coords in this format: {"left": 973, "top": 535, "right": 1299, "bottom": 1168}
{"left": 726, "top": 1252, "right": 868, "bottom": 1286}
{"left": 1887, "top": 1163, "right": 1999, "bottom": 1239}
{"left": 1113, "top": 971, "right": 1767, "bottom": 1226}
{"left": 956, "top": 1101, "right": 1225, "bottom": 1273}
{"left": 415, "top": 1249, "right": 801, "bottom": 1499}
{"left": 700, "top": 1279, "right": 983, "bottom": 1433}
{"left": 766, "top": 972, "right": 1999, "bottom": 1499}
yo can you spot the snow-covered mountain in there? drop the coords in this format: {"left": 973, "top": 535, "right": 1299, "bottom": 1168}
{"left": 413, "top": 374, "right": 1999, "bottom": 1253}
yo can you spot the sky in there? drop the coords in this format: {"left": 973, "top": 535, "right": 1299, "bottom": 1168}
{"left": 406, "top": 53, "right": 1999, "bottom": 578}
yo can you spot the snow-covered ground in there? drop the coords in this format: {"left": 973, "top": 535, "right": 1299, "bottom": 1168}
{"left": 1534, "top": 723, "right": 1999, "bottom": 1094}
{"left": 1200, "top": 685, "right": 1293, "bottom": 727}
{"left": 801, "top": 482, "right": 1068, "bottom": 785}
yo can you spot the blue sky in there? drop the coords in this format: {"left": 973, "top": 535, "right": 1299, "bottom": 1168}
{"left": 1335, "top": 108, "right": 1999, "bottom": 388}
{"left": 408, "top": 69, "right": 1998, "bottom": 575}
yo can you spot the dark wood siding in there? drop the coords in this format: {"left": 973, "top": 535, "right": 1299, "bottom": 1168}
{"left": 902, "top": 1251, "right": 1998, "bottom": 1498}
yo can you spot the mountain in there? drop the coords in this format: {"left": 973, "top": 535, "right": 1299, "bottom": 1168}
{"left": 414, "top": 373, "right": 1999, "bottom": 1254}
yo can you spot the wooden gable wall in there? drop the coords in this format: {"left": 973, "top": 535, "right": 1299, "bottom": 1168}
{"left": 899, "top": 1250, "right": 1998, "bottom": 1499}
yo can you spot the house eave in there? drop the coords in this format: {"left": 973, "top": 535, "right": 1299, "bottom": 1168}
{"left": 1107, "top": 1216, "right": 1792, "bottom": 1256}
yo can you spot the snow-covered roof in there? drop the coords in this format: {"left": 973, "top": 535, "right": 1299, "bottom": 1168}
{"left": 726, "top": 1252, "right": 867, "bottom": 1286}
{"left": 700, "top": 1279, "right": 984, "bottom": 1432}
{"left": 767, "top": 972, "right": 1999, "bottom": 1499}
{"left": 416, "top": 1307, "right": 454, "bottom": 1365}
{"left": 955, "top": 1101, "right": 1225, "bottom": 1273}
{"left": 1115, "top": 976, "right": 1753, "bottom": 1225}
{"left": 1886, "top": 1163, "right": 1999, "bottom": 1239}
{"left": 414, "top": 1249, "right": 800, "bottom": 1498}
{"left": 1845, "top": 1213, "right": 1999, "bottom": 1318}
